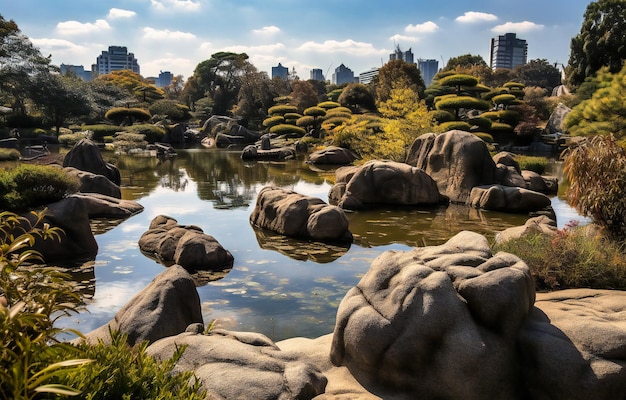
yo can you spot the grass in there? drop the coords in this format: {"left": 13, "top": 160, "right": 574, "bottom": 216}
{"left": 494, "top": 222, "right": 626, "bottom": 291}
{"left": 0, "top": 148, "right": 20, "bottom": 161}
{"left": 514, "top": 155, "right": 548, "bottom": 174}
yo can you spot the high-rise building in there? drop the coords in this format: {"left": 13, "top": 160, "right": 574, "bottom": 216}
{"left": 332, "top": 64, "right": 355, "bottom": 85}
{"left": 60, "top": 64, "right": 93, "bottom": 81}
{"left": 156, "top": 71, "right": 173, "bottom": 87}
{"left": 271, "top": 63, "right": 289, "bottom": 80}
{"left": 389, "top": 45, "right": 414, "bottom": 65}
{"left": 359, "top": 68, "right": 379, "bottom": 84}
{"left": 92, "top": 46, "right": 140, "bottom": 76}
{"left": 310, "top": 68, "right": 325, "bottom": 82}
{"left": 489, "top": 33, "right": 527, "bottom": 70}
{"left": 417, "top": 59, "right": 439, "bottom": 87}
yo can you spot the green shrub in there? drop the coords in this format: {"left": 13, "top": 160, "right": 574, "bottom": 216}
{"left": 148, "top": 99, "right": 191, "bottom": 121}
{"left": 489, "top": 122, "right": 514, "bottom": 134}
{"left": 58, "top": 132, "right": 91, "bottom": 146}
{"left": 437, "top": 121, "right": 471, "bottom": 132}
{"left": 472, "top": 132, "right": 494, "bottom": 143}
{"left": 105, "top": 107, "right": 151, "bottom": 125}
{"left": 494, "top": 224, "right": 626, "bottom": 290}
{"left": 0, "top": 148, "right": 20, "bottom": 161}
{"left": 267, "top": 105, "right": 298, "bottom": 116}
{"left": 0, "top": 211, "right": 89, "bottom": 399}
{"left": 82, "top": 125, "right": 121, "bottom": 142}
{"left": 125, "top": 124, "right": 166, "bottom": 144}
{"left": 317, "top": 101, "right": 341, "bottom": 110}
{"left": 262, "top": 115, "right": 285, "bottom": 128}
{"left": 514, "top": 155, "right": 548, "bottom": 174}
{"left": 0, "top": 165, "right": 80, "bottom": 211}
{"left": 468, "top": 117, "right": 493, "bottom": 130}
{"left": 303, "top": 107, "right": 326, "bottom": 118}
{"left": 269, "top": 124, "right": 306, "bottom": 136}
{"left": 497, "top": 109, "right": 520, "bottom": 125}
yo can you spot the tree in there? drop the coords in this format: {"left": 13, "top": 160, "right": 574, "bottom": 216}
{"left": 162, "top": 75, "right": 185, "bottom": 100}
{"left": 186, "top": 52, "right": 256, "bottom": 116}
{"left": 564, "top": 65, "right": 626, "bottom": 139}
{"left": 567, "top": 0, "right": 626, "bottom": 88}
{"left": 444, "top": 54, "right": 488, "bottom": 71}
{"left": 337, "top": 83, "right": 376, "bottom": 112}
{"left": 0, "top": 15, "right": 52, "bottom": 117}
{"left": 290, "top": 80, "right": 319, "bottom": 112}
{"left": 232, "top": 71, "right": 277, "bottom": 127}
{"left": 29, "top": 73, "right": 91, "bottom": 135}
{"left": 373, "top": 60, "right": 425, "bottom": 103}
{"left": 514, "top": 59, "right": 562, "bottom": 92}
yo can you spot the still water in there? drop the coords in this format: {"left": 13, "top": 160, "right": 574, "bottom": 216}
{"left": 58, "top": 148, "right": 587, "bottom": 341}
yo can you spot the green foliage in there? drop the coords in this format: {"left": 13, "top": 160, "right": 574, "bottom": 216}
{"left": 148, "top": 99, "right": 191, "bottom": 121}
{"left": 0, "top": 165, "right": 80, "bottom": 211}
{"left": 493, "top": 224, "right": 626, "bottom": 290}
{"left": 472, "top": 132, "right": 494, "bottom": 143}
{"left": 374, "top": 60, "right": 425, "bottom": 103}
{"left": 269, "top": 124, "right": 306, "bottom": 136}
{"left": 443, "top": 54, "right": 488, "bottom": 71}
{"left": 112, "top": 132, "right": 148, "bottom": 150}
{"left": 317, "top": 101, "right": 341, "bottom": 110}
{"left": 513, "top": 155, "right": 548, "bottom": 174}
{"left": 303, "top": 106, "right": 326, "bottom": 118}
{"left": 567, "top": 0, "right": 626, "bottom": 88}
{"left": 492, "top": 93, "right": 517, "bottom": 105}
{"left": 514, "top": 59, "right": 562, "bottom": 92}
{"left": 0, "top": 211, "right": 89, "bottom": 400}
{"left": 337, "top": 83, "right": 376, "bottom": 111}
{"left": 326, "top": 89, "right": 343, "bottom": 102}
{"left": 428, "top": 110, "right": 455, "bottom": 123}
{"left": 497, "top": 110, "right": 520, "bottom": 125}
{"left": 267, "top": 104, "right": 298, "bottom": 116}
{"left": 105, "top": 107, "right": 151, "bottom": 125}
{"left": 468, "top": 117, "right": 492, "bottom": 130}
{"left": 124, "top": 124, "right": 166, "bottom": 144}
{"left": 262, "top": 115, "right": 285, "bottom": 128}
{"left": 564, "top": 65, "right": 626, "bottom": 139}
{"left": 0, "top": 148, "right": 20, "bottom": 161}
{"left": 489, "top": 122, "right": 514, "bottom": 134}
{"left": 563, "top": 135, "right": 626, "bottom": 237}
{"left": 81, "top": 124, "right": 121, "bottom": 142}
{"left": 438, "top": 74, "right": 479, "bottom": 91}
{"left": 58, "top": 131, "right": 91, "bottom": 146}
{"left": 435, "top": 96, "right": 490, "bottom": 116}
{"left": 58, "top": 331, "right": 206, "bottom": 400}
{"left": 436, "top": 121, "right": 471, "bottom": 132}
{"left": 296, "top": 115, "right": 314, "bottom": 127}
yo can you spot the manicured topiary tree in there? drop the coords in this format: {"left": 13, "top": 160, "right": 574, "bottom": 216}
{"left": 105, "top": 107, "right": 151, "bottom": 126}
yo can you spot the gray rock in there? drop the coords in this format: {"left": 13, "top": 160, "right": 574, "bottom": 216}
{"left": 308, "top": 146, "right": 359, "bottom": 165}
{"left": 520, "top": 289, "right": 626, "bottom": 399}
{"left": 495, "top": 215, "right": 558, "bottom": 244}
{"left": 64, "top": 167, "right": 121, "bottom": 198}
{"left": 523, "top": 170, "right": 558, "bottom": 194}
{"left": 138, "top": 215, "right": 233, "bottom": 272}
{"left": 63, "top": 138, "right": 121, "bottom": 185}
{"left": 468, "top": 184, "right": 552, "bottom": 213}
{"left": 250, "top": 186, "right": 352, "bottom": 243}
{"left": 81, "top": 265, "right": 203, "bottom": 346}
{"left": 405, "top": 130, "right": 497, "bottom": 203}
{"left": 241, "top": 144, "right": 296, "bottom": 161}
{"left": 493, "top": 151, "right": 522, "bottom": 174}
{"left": 146, "top": 329, "right": 327, "bottom": 400}
{"left": 330, "top": 231, "right": 534, "bottom": 399}
{"left": 545, "top": 102, "right": 571, "bottom": 135}
{"left": 328, "top": 160, "right": 447, "bottom": 210}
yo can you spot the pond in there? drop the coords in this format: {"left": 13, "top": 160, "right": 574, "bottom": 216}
{"left": 57, "top": 148, "right": 588, "bottom": 341}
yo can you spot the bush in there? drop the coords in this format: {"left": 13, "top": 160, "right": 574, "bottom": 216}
{"left": 0, "top": 148, "right": 20, "bottom": 161}
{"left": 472, "top": 132, "right": 494, "bottom": 143}
{"left": 125, "top": 124, "right": 166, "bottom": 144}
{"left": 428, "top": 110, "right": 455, "bottom": 123}
{"left": 437, "top": 121, "right": 471, "bottom": 132}
{"left": 493, "top": 224, "right": 626, "bottom": 290}
{"left": 148, "top": 99, "right": 191, "bottom": 121}
{"left": 269, "top": 124, "right": 306, "bottom": 137}
{"left": 105, "top": 107, "right": 151, "bottom": 125}
{"left": 81, "top": 124, "right": 121, "bottom": 142}
{"left": 0, "top": 164, "right": 80, "bottom": 211}
{"left": 563, "top": 135, "right": 626, "bottom": 237}
{"left": 58, "top": 131, "right": 91, "bottom": 146}
{"left": 514, "top": 155, "right": 548, "bottom": 174}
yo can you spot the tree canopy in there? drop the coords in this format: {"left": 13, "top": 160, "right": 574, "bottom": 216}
{"left": 373, "top": 60, "right": 425, "bottom": 103}
{"left": 444, "top": 54, "right": 488, "bottom": 71}
{"left": 567, "top": 0, "right": 626, "bottom": 88}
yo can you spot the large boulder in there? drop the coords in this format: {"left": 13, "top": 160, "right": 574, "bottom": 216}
{"left": 522, "top": 170, "right": 558, "bottom": 194}
{"left": 215, "top": 124, "right": 262, "bottom": 148}
{"left": 495, "top": 215, "right": 558, "bottom": 244}
{"left": 328, "top": 160, "right": 447, "bottom": 210}
{"left": 519, "top": 289, "right": 626, "bottom": 399}
{"left": 146, "top": 329, "right": 327, "bottom": 400}
{"left": 81, "top": 265, "right": 202, "bottom": 346}
{"left": 545, "top": 102, "right": 571, "bottom": 134}
{"left": 250, "top": 186, "right": 352, "bottom": 243}
{"left": 63, "top": 138, "right": 121, "bottom": 185}
{"left": 467, "top": 184, "right": 552, "bottom": 213}
{"left": 405, "top": 130, "right": 498, "bottom": 203}
{"left": 25, "top": 193, "right": 142, "bottom": 262}
{"left": 138, "top": 215, "right": 234, "bottom": 272}
{"left": 330, "top": 231, "right": 535, "bottom": 399}
{"left": 308, "top": 146, "right": 360, "bottom": 165}
{"left": 63, "top": 167, "right": 121, "bottom": 198}
{"left": 241, "top": 144, "right": 297, "bottom": 161}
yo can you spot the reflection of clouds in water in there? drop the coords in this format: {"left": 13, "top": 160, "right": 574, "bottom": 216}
{"left": 150, "top": 205, "right": 203, "bottom": 217}
{"left": 88, "top": 280, "right": 149, "bottom": 314}
{"left": 100, "top": 240, "right": 139, "bottom": 254}
{"left": 291, "top": 180, "right": 332, "bottom": 199}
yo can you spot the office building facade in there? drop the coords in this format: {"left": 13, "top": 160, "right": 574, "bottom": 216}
{"left": 92, "top": 46, "right": 140, "bottom": 76}
{"left": 389, "top": 45, "right": 415, "bottom": 65}
{"left": 417, "top": 59, "right": 439, "bottom": 87}
{"left": 332, "top": 64, "right": 356, "bottom": 85}
{"left": 60, "top": 64, "right": 93, "bottom": 81}
{"left": 489, "top": 33, "right": 527, "bottom": 70}
{"left": 359, "top": 68, "right": 379, "bottom": 84}
{"left": 310, "top": 68, "right": 325, "bottom": 82}
{"left": 272, "top": 63, "right": 289, "bottom": 80}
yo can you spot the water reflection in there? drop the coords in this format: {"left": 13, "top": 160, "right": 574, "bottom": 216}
{"left": 54, "top": 148, "right": 583, "bottom": 341}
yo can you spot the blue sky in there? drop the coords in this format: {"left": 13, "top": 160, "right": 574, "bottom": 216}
{"left": 2, "top": 0, "right": 591, "bottom": 80}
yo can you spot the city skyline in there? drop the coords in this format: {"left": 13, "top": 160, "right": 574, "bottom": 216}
{"left": 4, "top": 0, "right": 591, "bottom": 80}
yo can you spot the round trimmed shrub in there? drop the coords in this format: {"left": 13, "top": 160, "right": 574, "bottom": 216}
{"left": 296, "top": 116, "right": 315, "bottom": 127}
{"left": 428, "top": 110, "right": 456, "bottom": 123}
{"left": 105, "top": 107, "right": 151, "bottom": 125}
{"left": 490, "top": 122, "right": 514, "bottom": 134}
{"left": 468, "top": 117, "right": 493, "bottom": 130}
{"left": 303, "top": 107, "right": 327, "bottom": 118}
{"left": 269, "top": 124, "right": 306, "bottom": 137}
{"left": 436, "top": 96, "right": 491, "bottom": 112}
{"left": 472, "top": 132, "right": 494, "bottom": 143}
{"left": 125, "top": 124, "right": 166, "bottom": 143}
{"left": 262, "top": 115, "right": 285, "bottom": 128}
{"left": 268, "top": 105, "right": 298, "bottom": 116}
{"left": 317, "top": 101, "right": 341, "bottom": 110}
{"left": 437, "top": 121, "right": 472, "bottom": 132}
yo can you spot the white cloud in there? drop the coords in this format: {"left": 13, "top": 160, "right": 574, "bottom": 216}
{"left": 404, "top": 21, "right": 439, "bottom": 34}
{"left": 297, "top": 39, "right": 386, "bottom": 56}
{"left": 142, "top": 27, "right": 197, "bottom": 41}
{"left": 224, "top": 43, "right": 286, "bottom": 54}
{"left": 389, "top": 34, "right": 420, "bottom": 43}
{"left": 56, "top": 19, "right": 111, "bottom": 35}
{"left": 252, "top": 26, "right": 281, "bottom": 35}
{"left": 150, "top": 0, "right": 201, "bottom": 12}
{"left": 107, "top": 8, "right": 137, "bottom": 19}
{"left": 456, "top": 11, "right": 498, "bottom": 23}
{"left": 491, "top": 21, "right": 544, "bottom": 34}
{"left": 31, "top": 38, "right": 87, "bottom": 53}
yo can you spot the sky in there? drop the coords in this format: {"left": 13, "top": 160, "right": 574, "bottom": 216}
{"left": 2, "top": 0, "right": 592, "bottom": 81}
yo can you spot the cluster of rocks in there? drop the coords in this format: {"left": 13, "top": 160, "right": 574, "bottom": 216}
{"left": 78, "top": 231, "right": 626, "bottom": 399}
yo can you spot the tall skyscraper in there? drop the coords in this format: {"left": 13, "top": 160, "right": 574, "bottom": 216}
{"left": 310, "top": 68, "right": 325, "bottom": 82}
{"left": 417, "top": 59, "right": 439, "bottom": 87}
{"left": 389, "top": 45, "right": 415, "bottom": 64}
{"left": 60, "top": 64, "right": 93, "bottom": 81}
{"left": 332, "top": 64, "right": 355, "bottom": 85}
{"left": 92, "top": 46, "right": 140, "bottom": 76}
{"left": 271, "top": 63, "right": 289, "bottom": 80}
{"left": 489, "top": 33, "right": 527, "bottom": 70}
